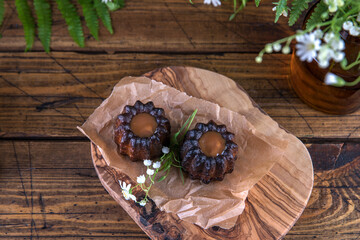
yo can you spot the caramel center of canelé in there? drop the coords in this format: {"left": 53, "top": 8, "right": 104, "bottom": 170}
{"left": 130, "top": 113, "right": 157, "bottom": 137}
{"left": 199, "top": 131, "right": 226, "bottom": 157}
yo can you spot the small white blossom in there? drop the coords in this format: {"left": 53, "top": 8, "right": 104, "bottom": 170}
{"left": 317, "top": 46, "right": 333, "bottom": 68}
{"left": 324, "top": 32, "right": 344, "bottom": 51}
{"left": 137, "top": 175, "right": 146, "bottom": 184}
{"left": 273, "top": 43, "right": 281, "bottom": 52}
{"left": 333, "top": 51, "right": 345, "bottom": 62}
{"left": 343, "top": 21, "right": 353, "bottom": 31}
{"left": 102, "top": 0, "right": 112, "bottom": 3}
{"left": 162, "top": 146, "right": 170, "bottom": 154}
{"left": 204, "top": 0, "right": 221, "bottom": 7}
{"left": 255, "top": 56, "right": 262, "bottom": 63}
{"left": 313, "top": 29, "right": 324, "bottom": 39}
{"left": 143, "top": 159, "right": 152, "bottom": 166}
{"left": 265, "top": 44, "right": 273, "bottom": 53}
{"left": 119, "top": 181, "right": 136, "bottom": 201}
{"left": 153, "top": 161, "right": 161, "bottom": 169}
{"left": 295, "top": 32, "right": 321, "bottom": 62}
{"left": 324, "top": 0, "right": 344, "bottom": 12}
{"left": 324, "top": 73, "right": 345, "bottom": 87}
{"left": 272, "top": 6, "right": 288, "bottom": 17}
{"left": 139, "top": 200, "right": 147, "bottom": 206}
{"left": 282, "top": 46, "right": 290, "bottom": 54}
{"left": 349, "top": 26, "right": 360, "bottom": 37}
{"left": 146, "top": 168, "right": 155, "bottom": 176}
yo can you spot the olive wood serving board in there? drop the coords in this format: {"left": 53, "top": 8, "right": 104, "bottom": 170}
{"left": 91, "top": 66, "right": 314, "bottom": 239}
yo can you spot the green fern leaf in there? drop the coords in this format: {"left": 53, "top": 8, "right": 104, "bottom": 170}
{"left": 254, "top": 0, "right": 261, "bottom": 7}
{"left": 306, "top": 1, "right": 328, "bottom": 29}
{"left": 56, "top": 0, "right": 85, "bottom": 47}
{"left": 15, "top": 0, "right": 35, "bottom": 51}
{"left": 274, "top": 0, "right": 287, "bottom": 23}
{"left": 0, "top": 0, "right": 5, "bottom": 27}
{"left": 79, "top": 0, "right": 99, "bottom": 40}
{"left": 288, "top": 0, "right": 311, "bottom": 26}
{"left": 94, "top": 0, "right": 113, "bottom": 34}
{"left": 34, "top": 0, "right": 51, "bottom": 53}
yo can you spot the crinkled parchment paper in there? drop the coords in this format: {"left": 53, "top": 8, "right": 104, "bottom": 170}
{"left": 78, "top": 76, "right": 288, "bottom": 229}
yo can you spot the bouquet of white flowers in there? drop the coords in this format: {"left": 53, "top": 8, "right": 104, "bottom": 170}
{"left": 202, "top": 0, "right": 360, "bottom": 87}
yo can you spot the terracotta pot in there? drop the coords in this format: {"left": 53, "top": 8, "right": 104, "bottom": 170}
{"left": 289, "top": 4, "right": 360, "bottom": 115}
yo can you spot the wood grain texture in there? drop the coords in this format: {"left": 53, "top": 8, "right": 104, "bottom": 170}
{"left": 0, "top": 0, "right": 296, "bottom": 53}
{"left": 0, "top": 141, "right": 359, "bottom": 239}
{"left": 1, "top": 52, "right": 359, "bottom": 139}
{"left": 90, "top": 66, "right": 313, "bottom": 239}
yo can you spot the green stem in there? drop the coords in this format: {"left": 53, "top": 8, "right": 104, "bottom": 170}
{"left": 342, "top": 59, "right": 360, "bottom": 70}
{"left": 344, "top": 76, "right": 360, "bottom": 87}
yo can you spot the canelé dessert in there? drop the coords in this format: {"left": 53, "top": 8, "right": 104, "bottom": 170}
{"left": 114, "top": 101, "right": 171, "bottom": 161}
{"left": 180, "top": 120, "right": 238, "bottom": 183}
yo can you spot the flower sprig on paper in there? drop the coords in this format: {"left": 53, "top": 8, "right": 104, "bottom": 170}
{"left": 119, "top": 109, "right": 198, "bottom": 206}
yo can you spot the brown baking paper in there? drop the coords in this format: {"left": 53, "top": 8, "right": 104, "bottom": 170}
{"left": 78, "top": 76, "right": 288, "bottom": 229}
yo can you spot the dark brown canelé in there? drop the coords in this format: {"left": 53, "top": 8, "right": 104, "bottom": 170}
{"left": 180, "top": 120, "right": 238, "bottom": 184}
{"left": 114, "top": 101, "right": 171, "bottom": 161}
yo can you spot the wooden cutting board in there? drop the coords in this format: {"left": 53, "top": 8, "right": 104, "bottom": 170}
{"left": 91, "top": 66, "right": 314, "bottom": 239}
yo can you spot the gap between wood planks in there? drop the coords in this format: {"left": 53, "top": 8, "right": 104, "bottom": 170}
{"left": 1, "top": 137, "right": 360, "bottom": 145}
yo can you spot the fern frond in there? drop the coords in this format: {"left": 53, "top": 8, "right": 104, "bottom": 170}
{"left": 288, "top": 0, "right": 312, "bottom": 26}
{"left": 15, "top": 0, "right": 35, "bottom": 51}
{"left": 56, "top": 0, "right": 85, "bottom": 47}
{"left": 79, "top": 0, "right": 99, "bottom": 40}
{"left": 254, "top": 0, "right": 261, "bottom": 7}
{"left": 94, "top": 0, "right": 113, "bottom": 34}
{"left": 306, "top": 1, "right": 328, "bottom": 29}
{"left": 0, "top": 0, "right": 5, "bottom": 27}
{"left": 34, "top": 0, "right": 51, "bottom": 53}
{"left": 274, "top": 0, "right": 287, "bottom": 23}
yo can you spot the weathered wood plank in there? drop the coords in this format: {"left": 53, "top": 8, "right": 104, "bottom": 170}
{"left": 0, "top": 0, "right": 296, "bottom": 53}
{"left": 0, "top": 141, "right": 359, "bottom": 239}
{"left": 0, "top": 52, "right": 359, "bottom": 139}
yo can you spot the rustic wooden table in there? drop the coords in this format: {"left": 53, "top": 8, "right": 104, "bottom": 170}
{"left": 1, "top": 0, "right": 359, "bottom": 239}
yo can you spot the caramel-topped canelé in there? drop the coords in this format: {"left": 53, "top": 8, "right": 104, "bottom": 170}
{"left": 130, "top": 113, "right": 158, "bottom": 137}
{"left": 199, "top": 131, "right": 226, "bottom": 157}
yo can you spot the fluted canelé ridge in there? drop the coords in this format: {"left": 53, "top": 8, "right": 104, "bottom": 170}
{"left": 180, "top": 120, "right": 238, "bottom": 184}
{"left": 114, "top": 101, "right": 171, "bottom": 161}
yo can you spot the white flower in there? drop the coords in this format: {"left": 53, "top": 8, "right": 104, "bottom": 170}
{"left": 332, "top": 51, "right": 345, "bottom": 62}
{"left": 146, "top": 168, "right": 155, "bottom": 176}
{"left": 272, "top": 6, "right": 288, "bottom": 17}
{"left": 317, "top": 46, "right": 333, "bottom": 68}
{"left": 295, "top": 32, "right": 321, "bottom": 62}
{"left": 323, "top": 32, "right": 334, "bottom": 43}
{"left": 265, "top": 44, "right": 273, "bottom": 53}
{"left": 119, "top": 181, "right": 136, "bottom": 201}
{"left": 324, "top": 0, "right": 344, "bottom": 12}
{"left": 273, "top": 43, "right": 281, "bottom": 52}
{"left": 349, "top": 26, "right": 360, "bottom": 37}
{"left": 139, "top": 200, "right": 147, "bottom": 206}
{"left": 137, "top": 175, "right": 146, "bottom": 184}
{"left": 343, "top": 21, "right": 353, "bottom": 31}
{"left": 153, "top": 161, "right": 161, "bottom": 169}
{"left": 143, "top": 159, "right": 152, "bottom": 166}
{"left": 324, "top": 73, "right": 345, "bottom": 87}
{"left": 255, "top": 56, "right": 262, "bottom": 63}
{"left": 313, "top": 29, "right": 324, "bottom": 39}
{"left": 282, "top": 46, "right": 290, "bottom": 54}
{"left": 325, "top": 33, "right": 344, "bottom": 51}
{"left": 162, "top": 146, "right": 170, "bottom": 154}
{"left": 102, "top": 0, "right": 112, "bottom": 3}
{"left": 204, "top": 0, "right": 221, "bottom": 7}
